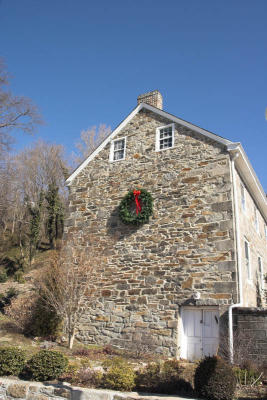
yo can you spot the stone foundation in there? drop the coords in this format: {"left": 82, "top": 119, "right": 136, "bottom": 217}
{"left": 233, "top": 308, "right": 267, "bottom": 365}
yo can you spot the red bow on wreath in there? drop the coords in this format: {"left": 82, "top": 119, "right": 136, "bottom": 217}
{"left": 133, "top": 190, "right": 142, "bottom": 215}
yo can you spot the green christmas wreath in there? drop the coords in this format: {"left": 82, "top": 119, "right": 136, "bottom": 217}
{"left": 119, "top": 189, "right": 153, "bottom": 225}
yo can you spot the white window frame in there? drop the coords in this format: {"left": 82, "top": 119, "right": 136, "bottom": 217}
{"left": 254, "top": 206, "right": 259, "bottom": 233}
{"left": 155, "top": 123, "right": 175, "bottom": 152}
{"left": 241, "top": 183, "right": 246, "bottom": 212}
{"left": 258, "top": 256, "right": 264, "bottom": 291}
{"left": 244, "top": 239, "right": 251, "bottom": 281}
{"left": 265, "top": 224, "right": 267, "bottom": 241}
{"left": 109, "top": 137, "right": 126, "bottom": 162}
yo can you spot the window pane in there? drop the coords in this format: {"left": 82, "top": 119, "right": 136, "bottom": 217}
{"left": 114, "top": 139, "right": 125, "bottom": 151}
{"left": 114, "top": 149, "right": 124, "bottom": 160}
{"left": 160, "top": 137, "right": 172, "bottom": 149}
{"left": 160, "top": 126, "right": 172, "bottom": 139}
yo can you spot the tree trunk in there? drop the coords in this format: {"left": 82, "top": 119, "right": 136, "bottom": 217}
{"left": 50, "top": 236, "right": 55, "bottom": 249}
{"left": 11, "top": 212, "right": 16, "bottom": 234}
{"left": 68, "top": 328, "right": 75, "bottom": 349}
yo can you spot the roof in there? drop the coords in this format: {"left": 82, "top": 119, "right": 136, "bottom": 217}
{"left": 66, "top": 102, "right": 267, "bottom": 221}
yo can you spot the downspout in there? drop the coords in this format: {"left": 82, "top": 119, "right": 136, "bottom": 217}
{"left": 228, "top": 152, "right": 243, "bottom": 363}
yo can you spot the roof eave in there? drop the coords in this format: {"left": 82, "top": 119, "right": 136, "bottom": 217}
{"left": 65, "top": 103, "right": 143, "bottom": 186}
{"left": 227, "top": 143, "right": 267, "bottom": 221}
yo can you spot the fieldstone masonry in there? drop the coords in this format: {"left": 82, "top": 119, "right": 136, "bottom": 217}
{"left": 65, "top": 108, "right": 238, "bottom": 356}
{"left": 0, "top": 378, "right": 194, "bottom": 400}
{"left": 233, "top": 308, "right": 267, "bottom": 364}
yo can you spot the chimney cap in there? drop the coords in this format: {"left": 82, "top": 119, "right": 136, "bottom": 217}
{"left": 137, "top": 90, "right": 163, "bottom": 110}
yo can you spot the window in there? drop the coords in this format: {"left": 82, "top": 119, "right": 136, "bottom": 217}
{"left": 156, "top": 123, "right": 174, "bottom": 151}
{"left": 110, "top": 138, "right": 126, "bottom": 162}
{"left": 244, "top": 240, "right": 251, "bottom": 280}
{"left": 254, "top": 206, "right": 259, "bottom": 233}
{"left": 258, "top": 256, "right": 264, "bottom": 291}
{"left": 241, "top": 184, "right": 246, "bottom": 212}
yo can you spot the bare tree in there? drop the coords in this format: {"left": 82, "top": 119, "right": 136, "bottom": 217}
{"left": 0, "top": 59, "right": 42, "bottom": 153}
{"left": 36, "top": 240, "right": 101, "bottom": 349}
{"left": 0, "top": 141, "right": 69, "bottom": 264}
{"left": 73, "top": 124, "right": 111, "bottom": 164}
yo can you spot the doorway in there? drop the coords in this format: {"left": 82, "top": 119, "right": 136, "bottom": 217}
{"left": 180, "top": 307, "right": 219, "bottom": 361}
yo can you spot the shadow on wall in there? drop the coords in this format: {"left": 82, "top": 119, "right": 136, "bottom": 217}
{"left": 43, "top": 382, "right": 93, "bottom": 400}
{"left": 217, "top": 310, "right": 230, "bottom": 361}
{"left": 42, "top": 382, "right": 80, "bottom": 400}
{"left": 106, "top": 205, "right": 140, "bottom": 240}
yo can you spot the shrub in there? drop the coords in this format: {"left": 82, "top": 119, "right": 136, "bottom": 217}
{"left": 102, "top": 357, "right": 136, "bottom": 391}
{"left": 1, "top": 255, "right": 24, "bottom": 276}
{"left": 5, "top": 295, "right": 37, "bottom": 333}
{"left": 136, "top": 360, "right": 192, "bottom": 395}
{"left": 0, "top": 347, "right": 26, "bottom": 376}
{"left": 14, "top": 270, "right": 25, "bottom": 283}
{"left": 5, "top": 295, "right": 62, "bottom": 337}
{"left": 72, "top": 348, "right": 92, "bottom": 357}
{"left": 72, "top": 345, "right": 119, "bottom": 358}
{"left": 0, "top": 269, "right": 7, "bottom": 283}
{"left": 60, "top": 361, "right": 103, "bottom": 387}
{"left": 135, "top": 362, "right": 160, "bottom": 393}
{"left": 233, "top": 366, "right": 262, "bottom": 386}
{"left": 159, "top": 359, "right": 192, "bottom": 394}
{"left": 27, "top": 350, "right": 68, "bottom": 381}
{"left": 194, "top": 356, "right": 236, "bottom": 400}
{"left": 74, "top": 367, "right": 102, "bottom": 387}
{"left": 0, "top": 287, "right": 18, "bottom": 312}
{"left": 101, "top": 344, "right": 119, "bottom": 355}
{"left": 59, "top": 361, "right": 80, "bottom": 383}
{"left": 28, "top": 297, "right": 62, "bottom": 337}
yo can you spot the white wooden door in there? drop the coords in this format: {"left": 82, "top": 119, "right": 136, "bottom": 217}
{"left": 202, "top": 309, "right": 219, "bottom": 357}
{"left": 181, "top": 308, "right": 219, "bottom": 361}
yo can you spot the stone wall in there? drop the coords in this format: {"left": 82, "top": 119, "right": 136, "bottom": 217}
{"left": 65, "top": 108, "right": 237, "bottom": 356}
{"left": 235, "top": 172, "right": 267, "bottom": 308}
{"left": 233, "top": 308, "right": 267, "bottom": 365}
{"left": 0, "top": 379, "right": 72, "bottom": 400}
{"left": 0, "top": 378, "right": 192, "bottom": 400}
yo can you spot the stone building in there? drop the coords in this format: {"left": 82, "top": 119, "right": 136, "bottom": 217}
{"left": 65, "top": 90, "right": 267, "bottom": 360}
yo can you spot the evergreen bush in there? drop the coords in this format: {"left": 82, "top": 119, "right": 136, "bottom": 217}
{"left": 0, "top": 347, "right": 26, "bottom": 376}
{"left": 27, "top": 297, "right": 62, "bottom": 337}
{"left": 27, "top": 350, "right": 68, "bottom": 381}
{"left": 102, "top": 357, "right": 136, "bottom": 391}
{"left": 194, "top": 356, "right": 236, "bottom": 400}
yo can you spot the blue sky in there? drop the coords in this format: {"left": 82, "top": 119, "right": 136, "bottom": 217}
{"left": 0, "top": 0, "right": 266, "bottom": 191}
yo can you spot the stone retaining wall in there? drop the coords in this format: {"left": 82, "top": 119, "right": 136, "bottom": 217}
{"left": 233, "top": 307, "right": 267, "bottom": 365}
{"left": 0, "top": 378, "right": 195, "bottom": 400}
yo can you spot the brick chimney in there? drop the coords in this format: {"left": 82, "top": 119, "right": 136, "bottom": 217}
{"left": 137, "top": 90, "right": 163, "bottom": 110}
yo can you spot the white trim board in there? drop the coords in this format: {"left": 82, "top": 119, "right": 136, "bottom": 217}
{"left": 66, "top": 103, "right": 233, "bottom": 186}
